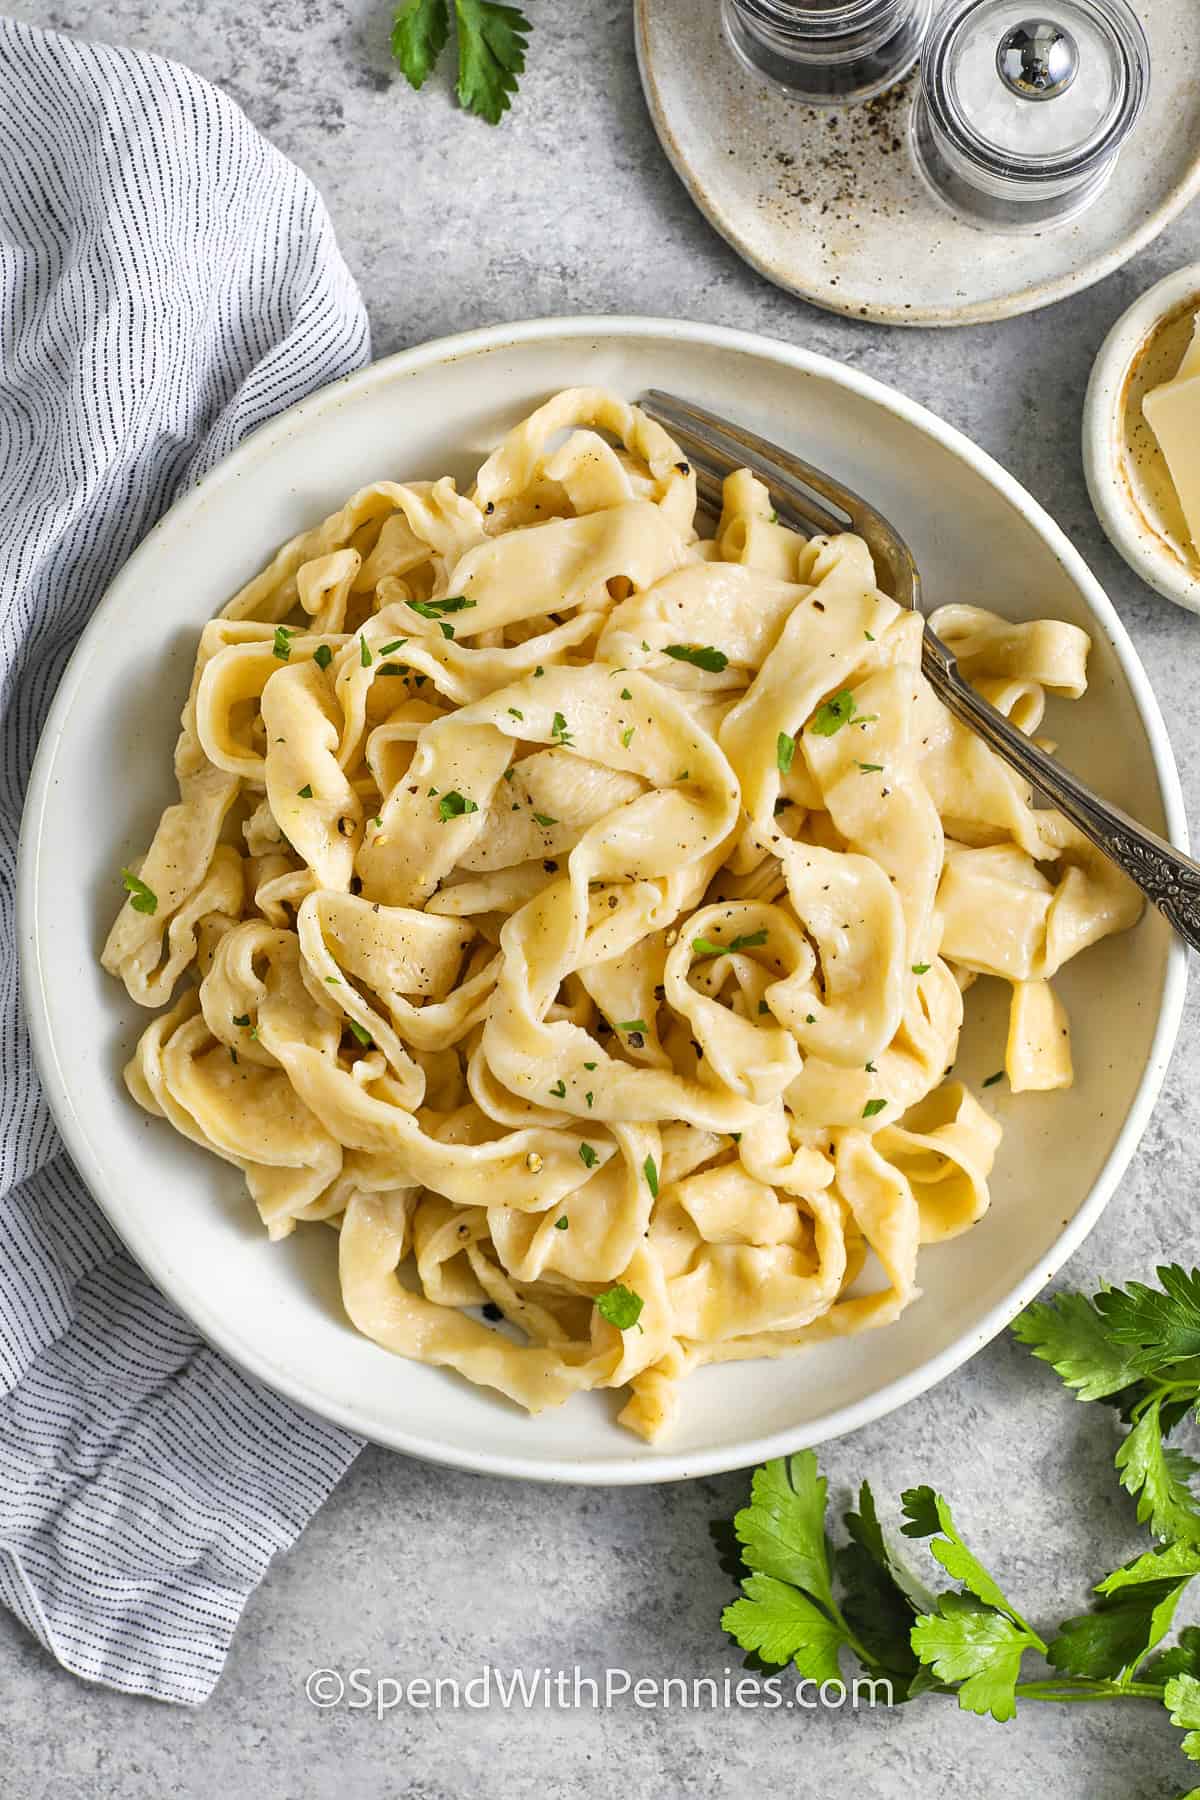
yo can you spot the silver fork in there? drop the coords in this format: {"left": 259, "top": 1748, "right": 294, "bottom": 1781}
{"left": 640, "top": 388, "right": 1200, "bottom": 952}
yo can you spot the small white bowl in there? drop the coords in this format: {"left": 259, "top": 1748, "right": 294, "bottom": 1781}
{"left": 1084, "top": 262, "right": 1200, "bottom": 614}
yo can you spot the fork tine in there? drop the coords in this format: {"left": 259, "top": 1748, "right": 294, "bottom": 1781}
{"left": 640, "top": 388, "right": 920, "bottom": 611}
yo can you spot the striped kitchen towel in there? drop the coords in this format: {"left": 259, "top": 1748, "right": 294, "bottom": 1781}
{"left": 0, "top": 17, "right": 368, "bottom": 1704}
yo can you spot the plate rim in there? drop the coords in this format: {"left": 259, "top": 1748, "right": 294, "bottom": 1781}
{"left": 17, "top": 312, "right": 1190, "bottom": 1483}
{"left": 633, "top": 0, "right": 1200, "bottom": 329}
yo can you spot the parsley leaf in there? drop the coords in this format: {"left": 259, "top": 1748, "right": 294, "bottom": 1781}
{"left": 453, "top": 0, "right": 530, "bottom": 125}
{"left": 901, "top": 1488, "right": 1043, "bottom": 1639}
{"left": 732, "top": 1453, "right": 837, "bottom": 1610}
{"left": 360, "top": 635, "right": 373, "bottom": 667}
{"left": 1166, "top": 1672, "right": 1200, "bottom": 1762}
{"left": 346, "top": 1019, "right": 373, "bottom": 1048}
{"left": 437, "top": 790, "right": 479, "bottom": 822}
{"left": 777, "top": 732, "right": 796, "bottom": 775}
{"left": 910, "top": 1594, "right": 1032, "bottom": 1723}
{"left": 862, "top": 1098, "right": 887, "bottom": 1118}
{"left": 532, "top": 811, "right": 558, "bottom": 827}
{"left": 272, "top": 624, "right": 293, "bottom": 661}
{"left": 579, "top": 1142, "right": 598, "bottom": 1169}
{"left": 1012, "top": 1291, "right": 1142, "bottom": 1402}
{"left": 595, "top": 1283, "right": 644, "bottom": 1331}
{"left": 391, "top": 0, "right": 450, "bottom": 89}
{"left": 1099, "top": 1268, "right": 1200, "bottom": 1377}
{"left": 722, "top": 1575, "right": 846, "bottom": 1686}
{"left": 121, "top": 868, "right": 158, "bottom": 915}
{"left": 836, "top": 1483, "right": 925, "bottom": 1694}
{"left": 1048, "top": 1545, "right": 1200, "bottom": 1681}
{"left": 663, "top": 642, "right": 728, "bottom": 673}
{"left": 809, "top": 689, "right": 857, "bottom": 736}
{"left": 1116, "top": 1400, "right": 1200, "bottom": 1545}
{"left": 551, "top": 710, "right": 573, "bottom": 746}
{"left": 313, "top": 644, "right": 333, "bottom": 670}
{"left": 643, "top": 1154, "right": 659, "bottom": 1198}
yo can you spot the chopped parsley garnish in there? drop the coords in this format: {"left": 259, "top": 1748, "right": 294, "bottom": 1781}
{"left": 777, "top": 732, "right": 796, "bottom": 775}
{"left": 664, "top": 643, "right": 728, "bottom": 673}
{"left": 549, "top": 1079, "right": 566, "bottom": 1098}
{"left": 692, "top": 929, "right": 769, "bottom": 958}
{"left": 596, "top": 1282, "right": 644, "bottom": 1331}
{"left": 862, "top": 1098, "right": 887, "bottom": 1118}
{"left": 229, "top": 1047, "right": 238, "bottom": 1065}
{"left": 532, "top": 812, "right": 558, "bottom": 827}
{"left": 551, "top": 711, "right": 573, "bottom": 746}
{"left": 533, "top": 664, "right": 545, "bottom": 677}
{"left": 121, "top": 868, "right": 158, "bottom": 915}
{"left": 298, "top": 784, "right": 313, "bottom": 798}
{"left": 313, "top": 644, "right": 333, "bottom": 670}
{"left": 437, "top": 790, "right": 479, "bottom": 822}
{"left": 554, "top": 1215, "right": 569, "bottom": 1230}
{"left": 379, "top": 639, "right": 407, "bottom": 655}
{"left": 864, "top": 629, "right": 876, "bottom": 641}
{"left": 620, "top": 687, "right": 632, "bottom": 700}
{"left": 859, "top": 762, "right": 884, "bottom": 774}
{"left": 378, "top": 663, "right": 407, "bottom": 676}
{"left": 360, "top": 636, "right": 373, "bottom": 667}
{"left": 912, "top": 962, "right": 931, "bottom": 975}
{"left": 758, "top": 1000, "right": 769, "bottom": 1015}
{"left": 407, "top": 595, "right": 477, "bottom": 618}
{"left": 810, "top": 689, "right": 858, "bottom": 736}
{"left": 984, "top": 1071, "right": 1005, "bottom": 1087}
{"left": 232, "top": 1014, "right": 250, "bottom": 1028}
{"left": 579, "top": 1142, "right": 598, "bottom": 1169}
{"left": 347, "top": 1019, "right": 373, "bottom": 1048}
{"left": 621, "top": 726, "right": 634, "bottom": 748}
{"left": 508, "top": 707, "right": 524, "bottom": 720}
{"left": 617, "top": 1019, "right": 647, "bottom": 1033}
{"left": 583, "top": 1061, "right": 597, "bottom": 1071}
{"left": 585, "top": 1092, "right": 594, "bottom": 1108}
{"left": 272, "top": 625, "right": 293, "bottom": 661}
{"left": 643, "top": 1154, "right": 659, "bottom": 1198}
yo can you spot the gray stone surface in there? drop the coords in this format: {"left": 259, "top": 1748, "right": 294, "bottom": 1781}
{"left": 3, "top": 3, "right": 1199, "bottom": 1795}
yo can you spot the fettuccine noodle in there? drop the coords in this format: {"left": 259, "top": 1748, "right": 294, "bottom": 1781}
{"left": 102, "top": 388, "right": 1141, "bottom": 1440}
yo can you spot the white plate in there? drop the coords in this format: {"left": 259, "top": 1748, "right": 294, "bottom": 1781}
{"left": 636, "top": 0, "right": 1200, "bottom": 328}
{"left": 17, "top": 317, "right": 1188, "bottom": 1483}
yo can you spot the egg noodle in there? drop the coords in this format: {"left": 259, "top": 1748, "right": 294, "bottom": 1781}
{"left": 102, "top": 388, "right": 1141, "bottom": 1441}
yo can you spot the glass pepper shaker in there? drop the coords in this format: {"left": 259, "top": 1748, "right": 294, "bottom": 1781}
{"left": 911, "top": 0, "right": 1150, "bottom": 230}
{"left": 722, "top": 0, "right": 934, "bottom": 106}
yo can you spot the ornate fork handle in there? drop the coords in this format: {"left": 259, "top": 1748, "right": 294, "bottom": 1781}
{"left": 924, "top": 632, "right": 1200, "bottom": 952}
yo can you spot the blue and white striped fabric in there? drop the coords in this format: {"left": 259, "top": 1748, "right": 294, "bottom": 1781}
{"left": 0, "top": 17, "right": 368, "bottom": 1705}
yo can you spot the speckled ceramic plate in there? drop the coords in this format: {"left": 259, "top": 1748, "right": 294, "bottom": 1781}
{"left": 18, "top": 317, "right": 1187, "bottom": 1483}
{"left": 635, "top": 0, "right": 1200, "bottom": 327}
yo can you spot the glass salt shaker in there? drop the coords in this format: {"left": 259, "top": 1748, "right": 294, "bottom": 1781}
{"left": 722, "top": 0, "right": 934, "bottom": 106}
{"left": 911, "top": 0, "right": 1150, "bottom": 230}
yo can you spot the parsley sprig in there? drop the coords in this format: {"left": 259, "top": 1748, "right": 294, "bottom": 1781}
{"left": 716, "top": 1265, "right": 1200, "bottom": 1787}
{"left": 391, "top": 0, "right": 530, "bottom": 125}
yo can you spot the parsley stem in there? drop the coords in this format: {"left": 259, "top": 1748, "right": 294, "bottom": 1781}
{"left": 1013, "top": 1679, "right": 1164, "bottom": 1704}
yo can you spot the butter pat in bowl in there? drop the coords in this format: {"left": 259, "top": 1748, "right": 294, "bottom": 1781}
{"left": 1084, "top": 264, "right": 1200, "bottom": 614}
